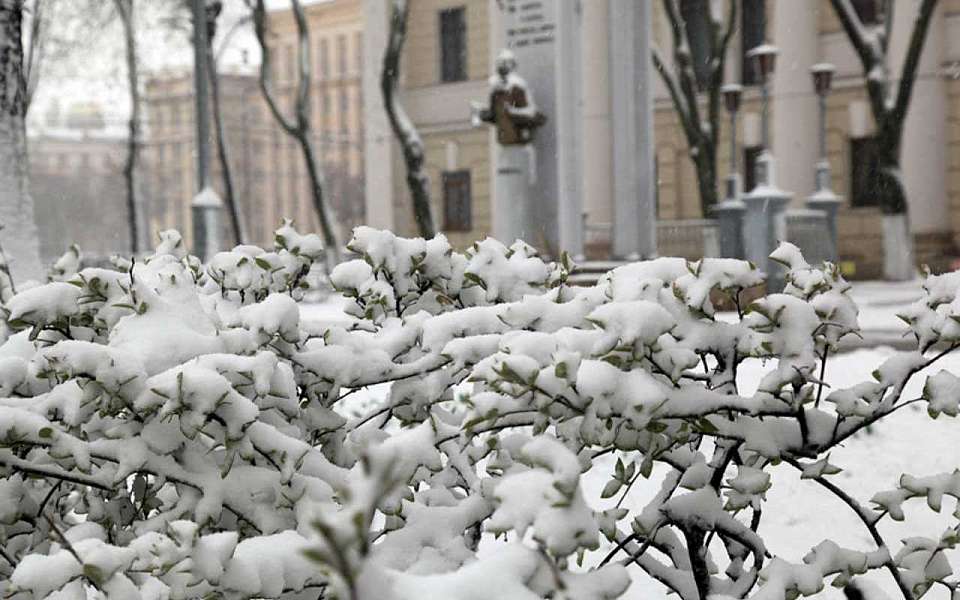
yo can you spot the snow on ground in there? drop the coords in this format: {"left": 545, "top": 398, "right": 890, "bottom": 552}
{"left": 300, "top": 284, "right": 958, "bottom": 600}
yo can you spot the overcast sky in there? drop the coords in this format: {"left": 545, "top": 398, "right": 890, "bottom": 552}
{"left": 28, "top": 0, "right": 329, "bottom": 132}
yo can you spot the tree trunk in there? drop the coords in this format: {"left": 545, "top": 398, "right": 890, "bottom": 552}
{"left": 205, "top": 14, "right": 245, "bottom": 246}
{"left": 250, "top": 0, "right": 342, "bottom": 264}
{"left": 0, "top": 0, "right": 42, "bottom": 283}
{"left": 693, "top": 142, "right": 718, "bottom": 215}
{"left": 115, "top": 0, "right": 140, "bottom": 254}
{"left": 299, "top": 134, "right": 341, "bottom": 270}
{"left": 381, "top": 0, "right": 435, "bottom": 239}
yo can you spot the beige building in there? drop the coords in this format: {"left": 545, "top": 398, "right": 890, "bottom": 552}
{"left": 143, "top": 0, "right": 365, "bottom": 252}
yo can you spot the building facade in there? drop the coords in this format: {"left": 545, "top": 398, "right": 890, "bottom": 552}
{"left": 143, "top": 0, "right": 365, "bottom": 252}
{"left": 652, "top": 0, "right": 960, "bottom": 277}
{"left": 364, "top": 0, "right": 960, "bottom": 278}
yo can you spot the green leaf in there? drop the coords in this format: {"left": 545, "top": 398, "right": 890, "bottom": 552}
{"left": 601, "top": 479, "right": 622, "bottom": 499}
{"left": 695, "top": 417, "right": 718, "bottom": 434}
{"left": 554, "top": 362, "right": 568, "bottom": 379}
{"left": 646, "top": 421, "right": 668, "bottom": 433}
{"left": 38, "top": 427, "right": 53, "bottom": 439}
{"left": 83, "top": 564, "right": 106, "bottom": 585}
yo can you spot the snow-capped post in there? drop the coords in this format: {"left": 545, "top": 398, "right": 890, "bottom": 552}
{"left": 807, "top": 63, "right": 841, "bottom": 262}
{"left": 743, "top": 43, "right": 791, "bottom": 291}
{"left": 189, "top": 0, "right": 222, "bottom": 262}
{"left": 473, "top": 49, "right": 546, "bottom": 248}
{"left": 713, "top": 83, "right": 746, "bottom": 259}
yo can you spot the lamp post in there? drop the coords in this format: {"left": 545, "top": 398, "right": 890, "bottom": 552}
{"left": 746, "top": 44, "right": 778, "bottom": 187}
{"left": 713, "top": 83, "right": 746, "bottom": 259}
{"left": 807, "top": 62, "right": 841, "bottom": 262}
{"left": 721, "top": 83, "right": 742, "bottom": 200}
{"left": 190, "top": 0, "right": 223, "bottom": 262}
{"left": 810, "top": 63, "right": 835, "bottom": 192}
{"left": 743, "top": 43, "right": 790, "bottom": 290}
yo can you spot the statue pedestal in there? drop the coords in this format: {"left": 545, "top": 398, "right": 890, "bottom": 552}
{"left": 494, "top": 145, "right": 533, "bottom": 246}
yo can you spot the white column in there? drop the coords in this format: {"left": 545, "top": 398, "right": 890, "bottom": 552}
{"left": 609, "top": 0, "right": 657, "bottom": 259}
{"left": 361, "top": 0, "right": 394, "bottom": 231}
{"left": 580, "top": 0, "right": 613, "bottom": 253}
{"left": 555, "top": 0, "right": 584, "bottom": 259}
{"left": 891, "top": 0, "right": 948, "bottom": 235}
{"left": 771, "top": 0, "right": 819, "bottom": 202}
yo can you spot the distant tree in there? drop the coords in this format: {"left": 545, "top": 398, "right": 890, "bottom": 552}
{"left": 0, "top": 0, "right": 43, "bottom": 283}
{"left": 829, "top": 0, "right": 939, "bottom": 280}
{"left": 652, "top": 0, "right": 738, "bottom": 216}
{"left": 205, "top": 0, "right": 247, "bottom": 246}
{"left": 247, "top": 0, "right": 342, "bottom": 266}
{"left": 113, "top": 0, "right": 142, "bottom": 255}
{"left": 382, "top": 0, "right": 435, "bottom": 239}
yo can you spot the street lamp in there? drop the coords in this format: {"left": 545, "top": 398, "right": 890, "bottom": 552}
{"left": 807, "top": 62, "right": 841, "bottom": 264}
{"left": 721, "top": 83, "right": 742, "bottom": 200}
{"left": 746, "top": 43, "right": 778, "bottom": 187}
{"left": 190, "top": 0, "right": 223, "bottom": 261}
{"left": 811, "top": 63, "right": 836, "bottom": 192}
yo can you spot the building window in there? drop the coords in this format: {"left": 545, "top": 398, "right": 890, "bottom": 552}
{"left": 442, "top": 169, "right": 471, "bottom": 231}
{"left": 741, "top": 0, "right": 765, "bottom": 86}
{"left": 339, "top": 89, "right": 349, "bottom": 132}
{"left": 743, "top": 145, "right": 763, "bottom": 193}
{"left": 850, "top": 136, "right": 882, "bottom": 207}
{"left": 851, "top": 0, "right": 879, "bottom": 24}
{"left": 319, "top": 38, "right": 329, "bottom": 80}
{"left": 439, "top": 7, "right": 467, "bottom": 83}
{"left": 337, "top": 34, "right": 347, "bottom": 77}
{"left": 680, "top": 0, "right": 711, "bottom": 89}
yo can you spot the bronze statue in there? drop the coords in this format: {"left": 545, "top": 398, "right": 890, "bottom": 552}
{"left": 475, "top": 50, "right": 546, "bottom": 146}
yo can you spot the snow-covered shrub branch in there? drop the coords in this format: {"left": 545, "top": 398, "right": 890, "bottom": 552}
{"left": 0, "top": 226, "right": 958, "bottom": 600}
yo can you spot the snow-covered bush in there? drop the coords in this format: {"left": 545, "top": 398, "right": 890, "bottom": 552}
{"left": 1, "top": 225, "right": 959, "bottom": 600}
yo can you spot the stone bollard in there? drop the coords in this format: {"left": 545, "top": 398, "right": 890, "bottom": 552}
{"left": 806, "top": 189, "right": 842, "bottom": 264}
{"left": 742, "top": 186, "right": 791, "bottom": 292}
{"left": 713, "top": 199, "right": 746, "bottom": 259}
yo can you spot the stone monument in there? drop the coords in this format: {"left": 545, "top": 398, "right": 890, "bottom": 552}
{"left": 473, "top": 50, "right": 546, "bottom": 247}
{"left": 487, "top": 0, "right": 583, "bottom": 258}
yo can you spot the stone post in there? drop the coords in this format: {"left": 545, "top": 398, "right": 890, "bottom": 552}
{"left": 493, "top": 146, "right": 534, "bottom": 245}
{"left": 743, "top": 187, "right": 791, "bottom": 291}
{"left": 714, "top": 199, "right": 746, "bottom": 259}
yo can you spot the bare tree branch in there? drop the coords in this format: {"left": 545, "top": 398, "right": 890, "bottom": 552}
{"left": 381, "top": 0, "right": 435, "bottom": 239}
{"left": 891, "top": 0, "right": 938, "bottom": 126}
{"left": 829, "top": 0, "right": 887, "bottom": 120}
{"left": 248, "top": 0, "right": 342, "bottom": 265}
